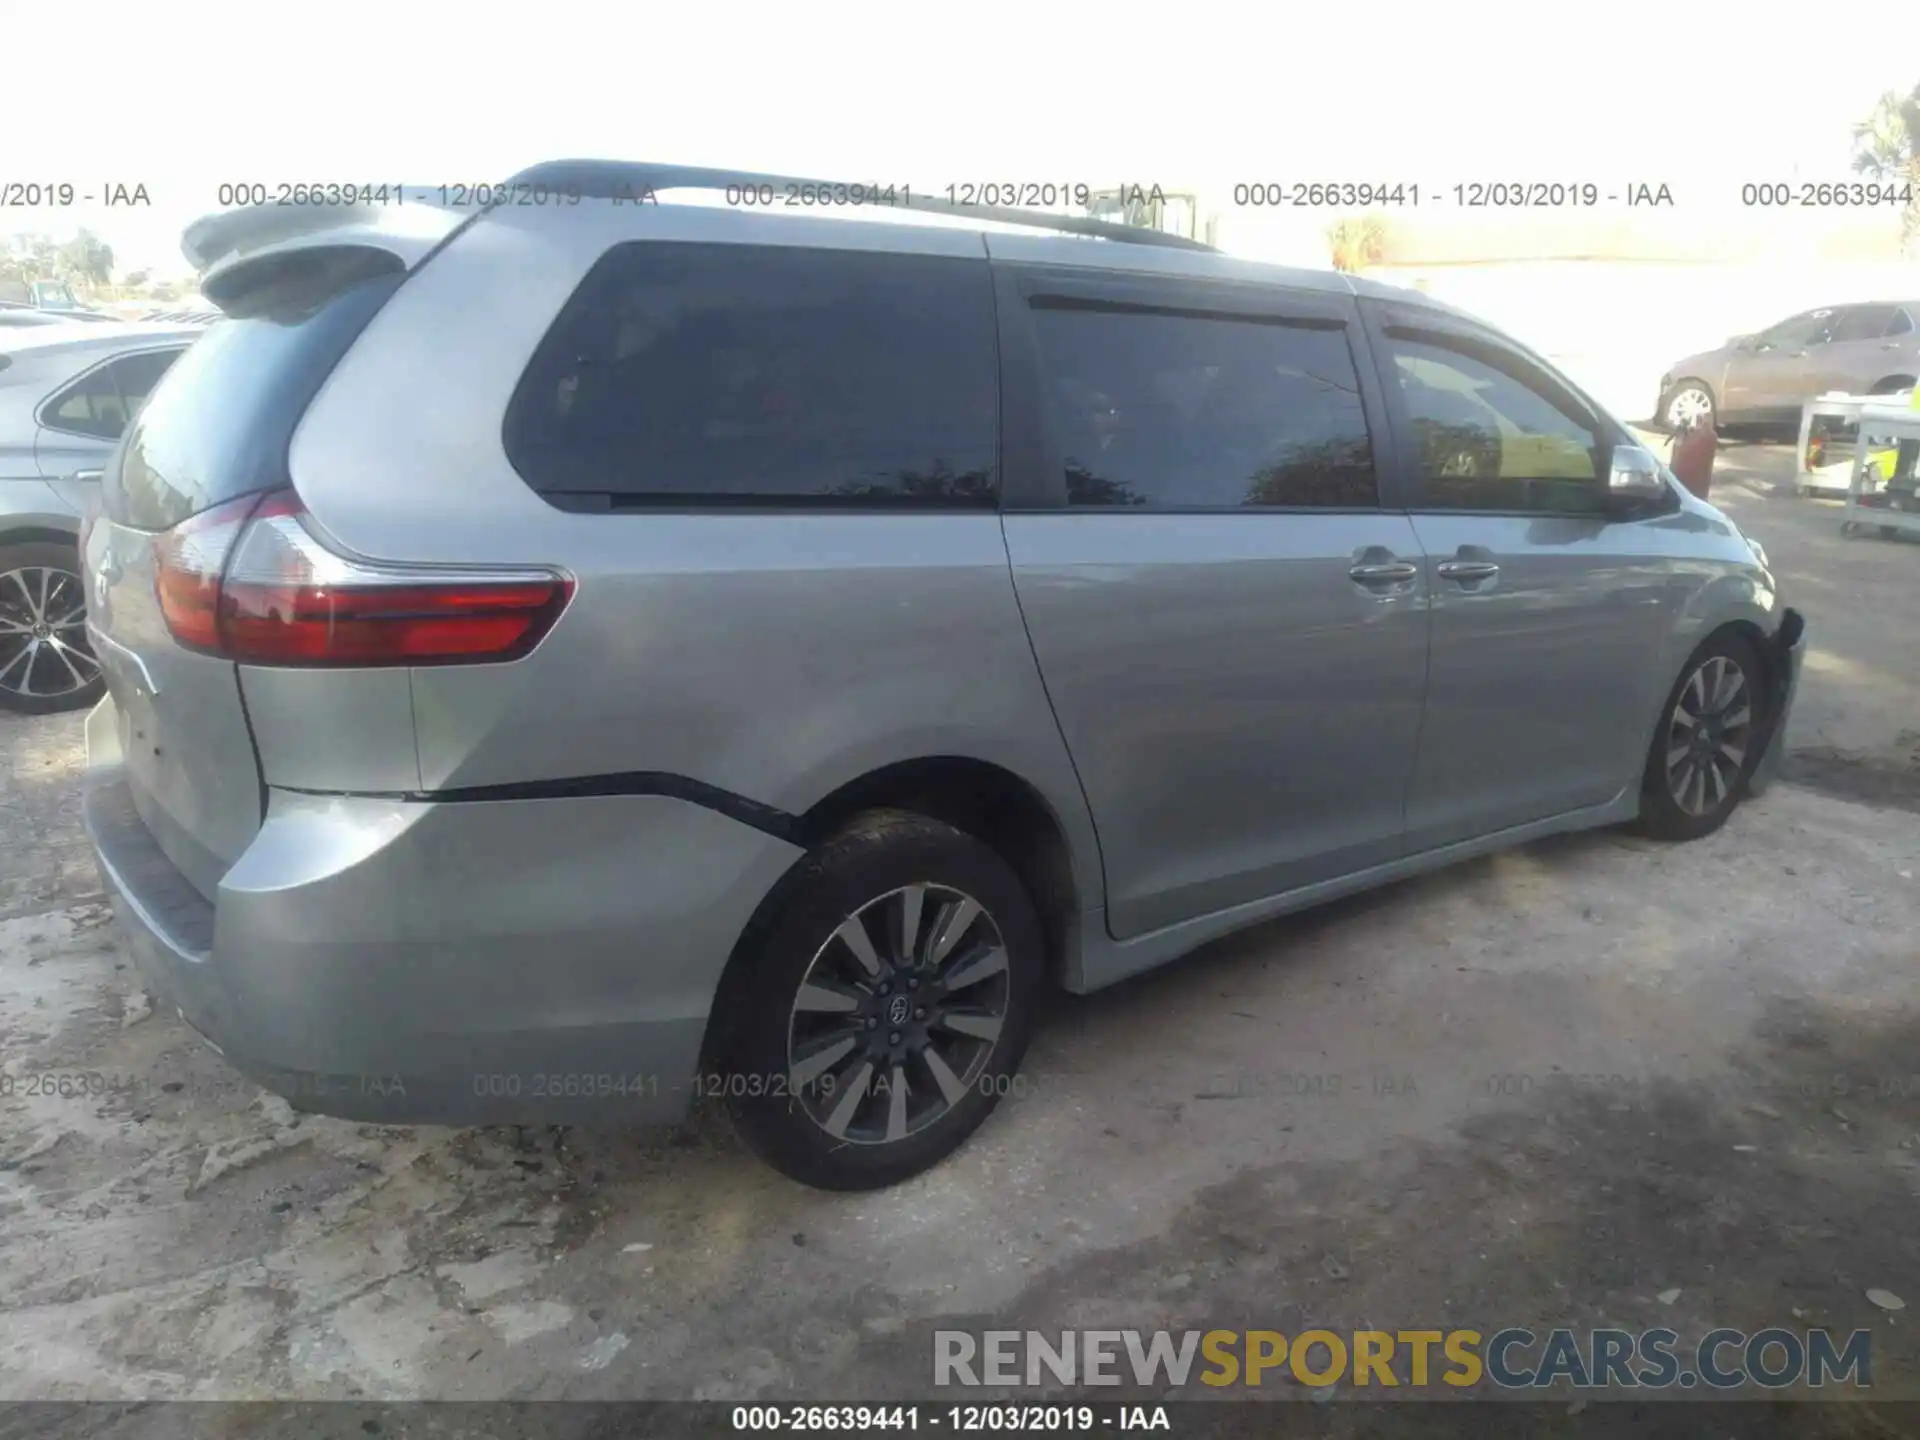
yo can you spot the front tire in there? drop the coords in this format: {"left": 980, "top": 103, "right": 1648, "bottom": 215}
{"left": 1635, "top": 631, "right": 1766, "bottom": 841}
{"left": 0, "top": 541, "right": 104, "bottom": 715}
{"left": 717, "top": 810, "right": 1043, "bottom": 1191}
{"left": 1663, "top": 381, "right": 1716, "bottom": 432}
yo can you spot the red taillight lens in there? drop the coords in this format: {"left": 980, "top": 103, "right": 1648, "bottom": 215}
{"left": 155, "top": 490, "right": 572, "bottom": 667}
{"left": 222, "top": 579, "right": 567, "bottom": 664}
{"left": 154, "top": 493, "right": 264, "bottom": 651}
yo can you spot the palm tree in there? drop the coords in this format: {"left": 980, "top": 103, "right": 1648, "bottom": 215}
{"left": 1851, "top": 83, "right": 1920, "bottom": 255}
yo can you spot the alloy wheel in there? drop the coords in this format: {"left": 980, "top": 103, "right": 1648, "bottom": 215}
{"left": 0, "top": 566, "right": 99, "bottom": 702}
{"left": 786, "top": 883, "right": 1010, "bottom": 1146}
{"left": 1664, "top": 654, "right": 1753, "bottom": 816}
{"left": 1667, "top": 386, "right": 1713, "bottom": 429}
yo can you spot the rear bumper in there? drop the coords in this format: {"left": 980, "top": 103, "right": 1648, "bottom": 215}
{"left": 82, "top": 698, "right": 804, "bottom": 1127}
{"left": 1745, "top": 607, "right": 1806, "bottom": 799}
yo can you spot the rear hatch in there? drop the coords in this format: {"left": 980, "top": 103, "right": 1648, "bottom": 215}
{"left": 85, "top": 247, "right": 411, "bottom": 898}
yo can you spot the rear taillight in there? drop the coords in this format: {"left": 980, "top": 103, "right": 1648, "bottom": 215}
{"left": 154, "top": 490, "right": 572, "bottom": 666}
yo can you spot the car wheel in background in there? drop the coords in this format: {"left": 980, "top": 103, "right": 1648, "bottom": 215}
{"left": 0, "top": 541, "right": 105, "bottom": 715}
{"left": 1635, "top": 630, "right": 1766, "bottom": 842}
{"left": 717, "top": 810, "right": 1043, "bottom": 1190}
{"left": 1663, "top": 381, "right": 1716, "bottom": 431}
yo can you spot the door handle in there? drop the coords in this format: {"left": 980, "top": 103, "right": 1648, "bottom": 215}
{"left": 1436, "top": 560, "right": 1501, "bottom": 582}
{"left": 1348, "top": 561, "right": 1420, "bottom": 584}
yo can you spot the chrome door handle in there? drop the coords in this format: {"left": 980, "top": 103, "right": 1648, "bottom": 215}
{"left": 1436, "top": 560, "right": 1501, "bottom": 581}
{"left": 1348, "top": 561, "right": 1419, "bottom": 584}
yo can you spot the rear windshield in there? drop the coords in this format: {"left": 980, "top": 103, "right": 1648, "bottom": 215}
{"left": 106, "top": 247, "right": 406, "bottom": 531}
{"left": 502, "top": 242, "right": 999, "bottom": 509}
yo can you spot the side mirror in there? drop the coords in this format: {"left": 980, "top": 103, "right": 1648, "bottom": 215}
{"left": 1602, "top": 444, "right": 1671, "bottom": 517}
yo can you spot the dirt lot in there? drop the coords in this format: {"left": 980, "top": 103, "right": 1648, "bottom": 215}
{"left": 2, "top": 441, "right": 1918, "bottom": 1414}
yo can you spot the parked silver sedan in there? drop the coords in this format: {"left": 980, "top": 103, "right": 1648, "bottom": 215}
{"left": 0, "top": 322, "right": 203, "bottom": 711}
{"left": 1656, "top": 301, "right": 1920, "bottom": 432}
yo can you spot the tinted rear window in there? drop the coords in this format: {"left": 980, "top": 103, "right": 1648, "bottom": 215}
{"left": 503, "top": 242, "right": 999, "bottom": 508}
{"left": 1030, "top": 303, "right": 1377, "bottom": 508}
{"left": 107, "top": 247, "right": 405, "bottom": 531}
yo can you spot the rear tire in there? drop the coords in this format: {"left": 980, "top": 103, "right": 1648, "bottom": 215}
{"left": 716, "top": 810, "right": 1043, "bottom": 1190}
{"left": 1635, "top": 631, "right": 1767, "bottom": 842}
{"left": 0, "top": 541, "right": 104, "bottom": 715}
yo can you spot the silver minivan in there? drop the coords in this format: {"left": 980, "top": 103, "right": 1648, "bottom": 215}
{"left": 81, "top": 164, "right": 1805, "bottom": 1190}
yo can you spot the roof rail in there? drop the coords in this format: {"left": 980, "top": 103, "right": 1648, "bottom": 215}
{"left": 502, "top": 159, "right": 1219, "bottom": 253}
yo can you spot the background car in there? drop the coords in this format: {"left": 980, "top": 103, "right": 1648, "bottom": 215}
{"left": 1655, "top": 301, "right": 1920, "bottom": 434}
{"left": 0, "top": 321, "right": 205, "bottom": 712}
{"left": 0, "top": 278, "right": 115, "bottom": 320}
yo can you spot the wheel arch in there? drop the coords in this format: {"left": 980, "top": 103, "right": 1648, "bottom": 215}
{"left": 0, "top": 523, "right": 83, "bottom": 550}
{"left": 698, "top": 754, "right": 1089, "bottom": 1071}
{"left": 1638, "top": 614, "right": 1783, "bottom": 789}
{"left": 1665, "top": 375, "right": 1718, "bottom": 409}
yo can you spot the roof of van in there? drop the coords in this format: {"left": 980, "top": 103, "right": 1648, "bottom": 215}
{"left": 179, "top": 159, "right": 1466, "bottom": 321}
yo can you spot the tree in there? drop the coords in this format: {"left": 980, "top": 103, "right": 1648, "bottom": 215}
{"left": 0, "top": 231, "right": 111, "bottom": 289}
{"left": 21, "top": 234, "right": 62, "bottom": 280}
{"left": 1328, "top": 216, "right": 1387, "bottom": 272}
{"left": 1851, "top": 83, "right": 1920, "bottom": 256}
{"left": 58, "top": 230, "right": 115, "bottom": 288}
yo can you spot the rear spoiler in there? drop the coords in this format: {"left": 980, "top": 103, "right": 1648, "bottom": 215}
{"left": 181, "top": 191, "right": 471, "bottom": 293}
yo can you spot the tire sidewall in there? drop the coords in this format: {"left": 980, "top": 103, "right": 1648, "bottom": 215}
{"left": 1637, "top": 630, "right": 1766, "bottom": 841}
{"left": 720, "top": 812, "right": 1044, "bottom": 1190}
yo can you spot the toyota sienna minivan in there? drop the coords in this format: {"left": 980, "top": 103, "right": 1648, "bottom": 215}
{"left": 82, "top": 162, "right": 1805, "bottom": 1190}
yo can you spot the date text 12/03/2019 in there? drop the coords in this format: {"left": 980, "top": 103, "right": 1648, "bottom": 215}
{"left": 1230, "top": 181, "right": 1675, "bottom": 207}
{"left": 729, "top": 1405, "right": 1167, "bottom": 1431}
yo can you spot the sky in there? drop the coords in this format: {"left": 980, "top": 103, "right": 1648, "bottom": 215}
{"left": 6, "top": 0, "right": 1919, "bottom": 277}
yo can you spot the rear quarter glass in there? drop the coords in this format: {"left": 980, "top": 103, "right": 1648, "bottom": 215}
{"left": 105, "top": 248, "right": 407, "bottom": 533}
{"left": 500, "top": 241, "right": 999, "bottom": 509}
